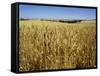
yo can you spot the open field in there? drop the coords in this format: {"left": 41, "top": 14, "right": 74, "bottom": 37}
{"left": 19, "top": 20, "right": 96, "bottom": 72}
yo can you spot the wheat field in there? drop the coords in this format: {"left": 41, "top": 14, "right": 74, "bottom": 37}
{"left": 19, "top": 20, "right": 96, "bottom": 72}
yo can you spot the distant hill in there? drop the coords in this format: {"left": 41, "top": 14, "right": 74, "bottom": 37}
{"left": 20, "top": 18, "right": 96, "bottom": 23}
{"left": 80, "top": 20, "right": 96, "bottom": 23}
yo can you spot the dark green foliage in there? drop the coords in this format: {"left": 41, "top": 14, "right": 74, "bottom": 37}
{"left": 59, "top": 20, "right": 82, "bottom": 23}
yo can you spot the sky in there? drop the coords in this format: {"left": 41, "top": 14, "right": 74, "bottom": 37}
{"left": 19, "top": 4, "right": 96, "bottom": 20}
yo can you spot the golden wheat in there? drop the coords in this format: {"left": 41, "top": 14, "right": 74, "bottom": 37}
{"left": 19, "top": 20, "right": 96, "bottom": 71}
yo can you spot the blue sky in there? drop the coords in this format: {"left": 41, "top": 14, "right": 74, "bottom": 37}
{"left": 19, "top": 4, "right": 96, "bottom": 20}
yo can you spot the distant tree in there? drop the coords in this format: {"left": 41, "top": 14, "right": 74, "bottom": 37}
{"left": 58, "top": 20, "right": 82, "bottom": 23}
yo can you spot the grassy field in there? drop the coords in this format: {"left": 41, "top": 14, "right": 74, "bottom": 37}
{"left": 19, "top": 20, "right": 96, "bottom": 72}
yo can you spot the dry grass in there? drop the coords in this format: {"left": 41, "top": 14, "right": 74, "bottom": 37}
{"left": 19, "top": 20, "right": 96, "bottom": 72}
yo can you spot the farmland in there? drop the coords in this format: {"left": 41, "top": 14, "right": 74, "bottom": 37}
{"left": 19, "top": 20, "right": 96, "bottom": 72}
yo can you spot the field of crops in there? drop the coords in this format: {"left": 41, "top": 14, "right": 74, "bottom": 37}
{"left": 19, "top": 20, "right": 96, "bottom": 72}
